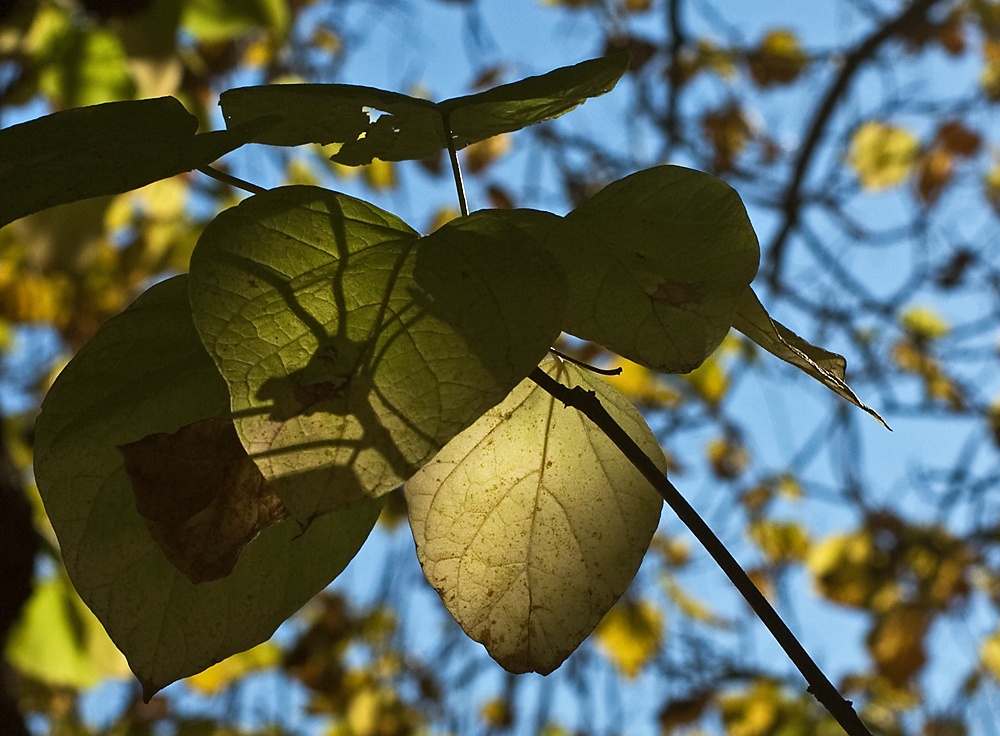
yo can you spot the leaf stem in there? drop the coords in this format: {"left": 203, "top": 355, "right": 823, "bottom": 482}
{"left": 548, "top": 348, "right": 622, "bottom": 376}
{"left": 528, "top": 365, "right": 873, "bottom": 736}
{"left": 442, "top": 112, "right": 470, "bottom": 217}
{"left": 197, "top": 165, "right": 267, "bottom": 196}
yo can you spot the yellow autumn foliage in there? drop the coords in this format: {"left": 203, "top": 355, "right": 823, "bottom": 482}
{"left": 900, "top": 305, "right": 951, "bottom": 341}
{"left": 186, "top": 641, "right": 282, "bottom": 694}
{"left": 849, "top": 121, "right": 920, "bottom": 190}
{"left": 594, "top": 598, "right": 663, "bottom": 678}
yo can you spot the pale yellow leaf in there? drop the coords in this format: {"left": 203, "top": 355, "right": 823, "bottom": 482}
{"left": 405, "top": 356, "right": 664, "bottom": 674}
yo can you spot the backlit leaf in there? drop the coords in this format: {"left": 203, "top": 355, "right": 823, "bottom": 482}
{"left": 405, "top": 356, "right": 664, "bottom": 674}
{"left": 188, "top": 187, "right": 565, "bottom": 522}
{"left": 866, "top": 605, "right": 929, "bottom": 686}
{"left": 543, "top": 166, "right": 759, "bottom": 373}
{"left": 980, "top": 628, "right": 1000, "bottom": 682}
{"left": 748, "top": 29, "right": 808, "bottom": 87}
{"left": 748, "top": 519, "right": 810, "bottom": 564}
{"left": 220, "top": 54, "right": 628, "bottom": 165}
{"left": 34, "top": 275, "right": 382, "bottom": 697}
{"left": 181, "top": 0, "right": 290, "bottom": 41}
{"left": 732, "top": 287, "right": 887, "bottom": 427}
{"left": 594, "top": 598, "right": 663, "bottom": 678}
{"left": 37, "top": 23, "right": 135, "bottom": 108}
{"left": 186, "top": 641, "right": 282, "bottom": 694}
{"left": 848, "top": 121, "right": 919, "bottom": 190}
{"left": 6, "top": 573, "right": 129, "bottom": 689}
{"left": 0, "top": 96, "right": 266, "bottom": 228}
{"left": 899, "top": 305, "right": 951, "bottom": 341}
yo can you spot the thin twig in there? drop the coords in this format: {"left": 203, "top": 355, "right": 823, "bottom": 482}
{"left": 197, "top": 165, "right": 267, "bottom": 195}
{"left": 528, "top": 366, "right": 873, "bottom": 736}
{"left": 442, "top": 112, "right": 470, "bottom": 217}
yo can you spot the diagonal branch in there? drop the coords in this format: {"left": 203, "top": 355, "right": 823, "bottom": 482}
{"left": 529, "top": 366, "right": 873, "bottom": 736}
{"left": 764, "top": 0, "right": 945, "bottom": 291}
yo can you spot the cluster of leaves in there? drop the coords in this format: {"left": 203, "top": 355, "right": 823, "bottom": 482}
{"left": 3, "top": 42, "right": 882, "bottom": 720}
{"left": 6, "top": 1, "right": 1000, "bottom": 736}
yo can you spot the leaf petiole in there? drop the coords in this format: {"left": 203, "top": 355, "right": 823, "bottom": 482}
{"left": 548, "top": 347, "right": 622, "bottom": 376}
{"left": 197, "top": 165, "right": 267, "bottom": 196}
{"left": 442, "top": 111, "right": 470, "bottom": 217}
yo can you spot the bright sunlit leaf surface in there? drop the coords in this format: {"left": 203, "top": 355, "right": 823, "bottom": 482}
{"left": 0, "top": 96, "right": 262, "bottom": 228}
{"left": 405, "top": 356, "right": 664, "bottom": 675}
{"left": 188, "top": 187, "right": 564, "bottom": 522}
{"left": 33, "top": 276, "right": 381, "bottom": 698}
{"left": 219, "top": 53, "right": 628, "bottom": 165}
{"left": 543, "top": 166, "right": 759, "bottom": 373}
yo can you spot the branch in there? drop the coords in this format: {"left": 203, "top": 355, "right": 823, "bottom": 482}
{"left": 529, "top": 366, "right": 873, "bottom": 736}
{"left": 764, "top": 0, "right": 946, "bottom": 291}
{"left": 663, "top": 0, "right": 687, "bottom": 144}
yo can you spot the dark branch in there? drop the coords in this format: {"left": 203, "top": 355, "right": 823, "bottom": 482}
{"left": 529, "top": 366, "right": 874, "bottom": 736}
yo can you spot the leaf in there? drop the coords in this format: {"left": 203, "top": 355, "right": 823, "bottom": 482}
{"left": 748, "top": 519, "right": 810, "bottom": 564}
{"left": 119, "top": 416, "right": 289, "bottom": 583}
{"left": 747, "top": 29, "right": 808, "bottom": 87}
{"left": 186, "top": 641, "right": 282, "bottom": 694}
{"left": 866, "top": 605, "right": 929, "bottom": 686}
{"left": 593, "top": 598, "right": 663, "bottom": 678}
{"left": 848, "top": 121, "right": 919, "bottom": 190}
{"left": 543, "top": 165, "right": 759, "bottom": 373}
{"left": 6, "top": 573, "right": 129, "bottom": 689}
{"left": 404, "top": 356, "right": 664, "bottom": 675}
{"left": 731, "top": 286, "right": 888, "bottom": 427}
{"left": 37, "top": 23, "right": 135, "bottom": 108}
{"left": 181, "top": 0, "right": 290, "bottom": 41}
{"left": 188, "top": 187, "right": 565, "bottom": 523}
{"left": 0, "top": 96, "right": 268, "bottom": 228}
{"left": 899, "top": 305, "right": 950, "bottom": 341}
{"left": 980, "top": 628, "right": 1000, "bottom": 682}
{"left": 219, "top": 53, "right": 628, "bottom": 166}
{"left": 34, "top": 275, "right": 382, "bottom": 697}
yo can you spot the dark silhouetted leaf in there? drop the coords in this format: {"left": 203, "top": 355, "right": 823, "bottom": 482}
{"left": 120, "top": 417, "right": 289, "bottom": 584}
{"left": 0, "top": 96, "right": 269, "bottom": 228}
{"left": 543, "top": 165, "right": 759, "bottom": 373}
{"left": 34, "top": 275, "right": 381, "bottom": 697}
{"left": 219, "top": 53, "right": 628, "bottom": 165}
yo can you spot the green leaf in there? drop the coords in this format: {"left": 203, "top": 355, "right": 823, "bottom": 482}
{"left": 219, "top": 53, "right": 628, "bottom": 165}
{"left": 34, "top": 276, "right": 382, "bottom": 698}
{"left": 543, "top": 165, "right": 760, "bottom": 373}
{"left": 181, "top": 0, "right": 290, "bottom": 41}
{"left": 37, "top": 23, "right": 135, "bottom": 108}
{"left": 405, "top": 356, "right": 664, "bottom": 675}
{"left": 188, "top": 187, "right": 565, "bottom": 523}
{"left": 731, "top": 286, "right": 888, "bottom": 427}
{"left": 6, "top": 573, "right": 129, "bottom": 689}
{"left": 0, "top": 97, "right": 267, "bottom": 228}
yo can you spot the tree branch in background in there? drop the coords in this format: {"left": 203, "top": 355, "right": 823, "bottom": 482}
{"left": 765, "top": 0, "right": 946, "bottom": 291}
